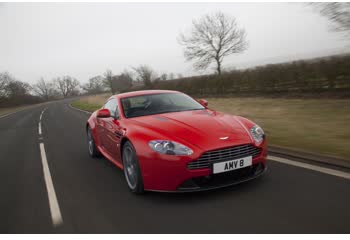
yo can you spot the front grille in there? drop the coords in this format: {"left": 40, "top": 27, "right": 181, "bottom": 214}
{"left": 187, "top": 144, "right": 262, "bottom": 170}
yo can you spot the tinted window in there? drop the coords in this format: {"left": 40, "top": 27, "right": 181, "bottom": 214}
{"left": 104, "top": 98, "right": 119, "bottom": 118}
{"left": 121, "top": 93, "right": 205, "bottom": 118}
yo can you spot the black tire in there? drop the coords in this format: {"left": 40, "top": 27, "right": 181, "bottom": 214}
{"left": 87, "top": 126, "right": 101, "bottom": 158}
{"left": 122, "top": 141, "right": 144, "bottom": 194}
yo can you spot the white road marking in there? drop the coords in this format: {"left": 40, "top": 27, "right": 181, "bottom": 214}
{"left": 0, "top": 104, "right": 49, "bottom": 119}
{"left": 38, "top": 122, "right": 42, "bottom": 135}
{"left": 0, "top": 110, "right": 23, "bottom": 119}
{"left": 38, "top": 108, "right": 46, "bottom": 135}
{"left": 38, "top": 107, "right": 63, "bottom": 226}
{"left": 269, "top": 155, "right": 350, "bottom": 180}
{"left": 39, "top": 143, "right": 63, "bottom": 227}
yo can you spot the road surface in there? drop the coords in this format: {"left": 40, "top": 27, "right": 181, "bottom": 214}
{"left": 0, "top": 100, "right": 349, "bottom": 233}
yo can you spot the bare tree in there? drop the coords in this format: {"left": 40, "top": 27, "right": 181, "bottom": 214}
{"left": 179, "top": 12, "right": 248, "bottom": 75}
{"left": 168, "top": 72, "right": 175, "bottom": 80}
{"left": 122, "top": 69, "right": 134, "bottom": 81}
{"left": 113, "top": 73, "right": 133, "bottom": 92}
{"left": 55, "top": 76, "right": 80, "bottom": 98}
{"left": 103, "top": 69, "right": 117, "bottom": 94}
{"left": 0, "top": 72, "right": 44, "bottom": 107}
{"left": 33, "top": 78, "right": 56, "bottom": 100}
{"left": 132, "top": 65, "right": 157, "bottom": 87}
{"left": 310, "top": 3, "right": 350, "bottom": 38}
{"left": 160, "top": 73, "right": 168, "bottom": 81}
{"left": 5, "top": 80, "right": 31, "bottom": 99}
{"left": 83, "top": 75, "right": 105, "bottom": 94}
{"left": 0, "top": 72, "right": 11, "bottom": 99}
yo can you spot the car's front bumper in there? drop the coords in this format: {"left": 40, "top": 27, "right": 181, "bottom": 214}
{"left": 175, "top": 162, "right": 266, "bottom": 192}
{"left": 139, "top": 143, "right": 268, "bottom": 192}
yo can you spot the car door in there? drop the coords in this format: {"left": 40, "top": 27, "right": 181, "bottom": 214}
{"left": 96, "top": 99, "right": 113, "bottom": 150}
{"left": 102, "top": 98, "right": 123, "bottom": 163}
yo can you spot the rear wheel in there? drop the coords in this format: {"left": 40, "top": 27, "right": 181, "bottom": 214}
{"left": 87, "top": 126, "right": 101, "bottom": 158}
{"left": 122, "top": 141, "right": 144, "bottom": 194}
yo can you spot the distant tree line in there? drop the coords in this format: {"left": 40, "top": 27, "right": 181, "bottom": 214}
{"left": 0, "top": 72, "right": 42, "bottom": 107}
{"left": 0, "top": 73, "right": 82, "bottom": 107}
{"left": 132, "top": 54, "right": 350, "bottom": 97}
{"left": 83, "top": 66, "right": 181, "bottom": 95}
{"left": 0, "top": 66, "right": 183, "bottom": 107}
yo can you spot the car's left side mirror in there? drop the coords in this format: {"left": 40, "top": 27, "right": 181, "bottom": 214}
{"left": 97, "top": 108, "right": 111, "bottom": 118}
{"left": 198, "top": 99, "right": 208, "bottom": 107}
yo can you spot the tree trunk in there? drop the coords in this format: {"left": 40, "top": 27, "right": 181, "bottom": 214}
{"left": 216, "top": 59, "right": 221, "bottom": 75}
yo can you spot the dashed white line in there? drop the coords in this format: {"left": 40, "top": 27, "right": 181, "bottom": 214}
{"left": 38, "top": 107, "right": 63, "bottom": 227}
{"left": 38, "top": 108, "right": 46, "bottom": 135}
{"left": 269, "top": 155, "right": 350, "bottom": 180}
{"left": 38, "top": 122, "right": 42, "bottom": 135}
{"left": 39, "top": 143, "right": 63, "bottom": 227}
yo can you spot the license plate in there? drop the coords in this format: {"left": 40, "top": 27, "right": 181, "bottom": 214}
{"left": 213, "top": 156, "right": 252, "bottom": 174}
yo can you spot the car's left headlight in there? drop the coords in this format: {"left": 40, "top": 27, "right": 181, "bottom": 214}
{"left": 250, "top": 125, "right": 265, "bottom": 144}
{"left": 149, "top": 140, "right": 193, "bottom": 156}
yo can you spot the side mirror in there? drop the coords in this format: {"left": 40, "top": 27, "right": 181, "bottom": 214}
{"left": 198, "top": 99, "right": 208, "bottom": 107}
{"left": 97, "top": 108, "right": 111, "bottom": 118}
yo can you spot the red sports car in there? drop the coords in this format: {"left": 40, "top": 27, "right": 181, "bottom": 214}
{"left": 86, "top": 90, "right": 267, "bottom": 193}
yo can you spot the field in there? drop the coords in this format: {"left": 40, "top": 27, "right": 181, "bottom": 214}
{"left": 72, "top": 94, "right": 350, "bottom": 160}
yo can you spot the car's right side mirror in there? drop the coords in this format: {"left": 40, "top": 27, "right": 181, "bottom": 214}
{"left": 97, "top": 108, "right": 111, "bottom": 118}
{"left": 198, "top": 99, "right": 208, "bottom": 107}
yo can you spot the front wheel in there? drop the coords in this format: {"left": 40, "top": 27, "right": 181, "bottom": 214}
{"left": 87, "top": 126, "right": 101, "bottom": 158}
{"left": 122, "top": 141, "right": 144, "bottom": 194}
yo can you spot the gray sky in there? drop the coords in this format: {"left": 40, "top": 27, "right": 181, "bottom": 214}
{"left": 0, "top": 2, "right": 348, "bottom": 84}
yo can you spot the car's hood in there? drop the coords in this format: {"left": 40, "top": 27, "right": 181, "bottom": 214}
{"left": 129, "top": 109, "right": 253, "bottom": 151}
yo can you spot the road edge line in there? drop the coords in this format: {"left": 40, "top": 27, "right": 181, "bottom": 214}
{"left": 269, "top": 145, "right": 350, "bottom": 170}
{"left": 68, "top": 103, "right": 92, "bottom": 115}
{"left": 268, "top": 155, "right": 350, "bottom": 180}
{"left": 0, "top": 108, "right": 31, "bottom": 119}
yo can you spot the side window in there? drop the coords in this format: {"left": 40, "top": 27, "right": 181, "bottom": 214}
{"left": 104, "top": 99, "right": 119, "bottom": 119}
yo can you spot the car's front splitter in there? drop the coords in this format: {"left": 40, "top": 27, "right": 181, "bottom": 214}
{"left": 145, "top": 162, "right": 267, "bottom": 193}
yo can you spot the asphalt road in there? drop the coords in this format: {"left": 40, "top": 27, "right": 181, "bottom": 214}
{"left": 1, "top": 100, "right": 349, "bottom": 233}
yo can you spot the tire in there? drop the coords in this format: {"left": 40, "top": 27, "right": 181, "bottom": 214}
{"left": 87, "top": 126, "right": 101, "bottom": 158}
{"left": 122, "top": 141, "right": 144, "bottom": 194}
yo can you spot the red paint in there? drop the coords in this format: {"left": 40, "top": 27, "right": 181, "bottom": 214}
{"left": 87, "top": 90, "right": 267, "bottom": 191}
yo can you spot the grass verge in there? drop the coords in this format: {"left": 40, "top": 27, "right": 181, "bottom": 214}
{"left": 0, "top": 105, "right": 35, "bottom": 117}
{"left": 71, "top": 101, "right": 103, "bottom": 113}
{"left": 73, "top": 94, "right": 350, "bottom": 160}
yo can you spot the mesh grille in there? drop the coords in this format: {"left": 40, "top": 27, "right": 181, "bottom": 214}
{"left": 188, "top": 144, "right": 262, "bottom": 170}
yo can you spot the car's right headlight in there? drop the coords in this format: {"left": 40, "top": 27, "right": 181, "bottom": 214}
{"left": 250, "top": 125, "right": 265, "bottom": 144}
{"left": 149, "top": 140, "right": 193, "bottom": 156}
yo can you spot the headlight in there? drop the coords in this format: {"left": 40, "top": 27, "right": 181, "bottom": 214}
{"left": 149, "top": 140, "right": 193, "bottom": 156}
{"left": 250, "top": 125, "right": 265, "bottom": 144}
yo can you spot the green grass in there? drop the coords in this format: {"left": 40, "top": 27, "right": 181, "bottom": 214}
{"left": 207, "top": 98, "right": 350, "bottom": 160}
{"left": 71, "top": 100, "right": 102, "bottom": 113}
{"left": 73, "top": 94, "right": 350, "bottom": 160}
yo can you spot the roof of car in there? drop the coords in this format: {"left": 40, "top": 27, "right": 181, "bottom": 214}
{"left": 112, "top": 90, "right": 181, "bottom": 99}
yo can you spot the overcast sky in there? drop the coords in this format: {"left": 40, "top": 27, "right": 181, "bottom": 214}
{"left": 0, "top": 2, "right": 348, "bottom": 84}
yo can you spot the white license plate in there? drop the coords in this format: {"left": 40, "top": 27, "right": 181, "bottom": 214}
{"left": 213, "top": 156, "right": 252, "bottom": 174}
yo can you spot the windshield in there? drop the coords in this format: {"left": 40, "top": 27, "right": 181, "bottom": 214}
{"left": 121, "top": 93, "right": 205, "bottom": 118}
